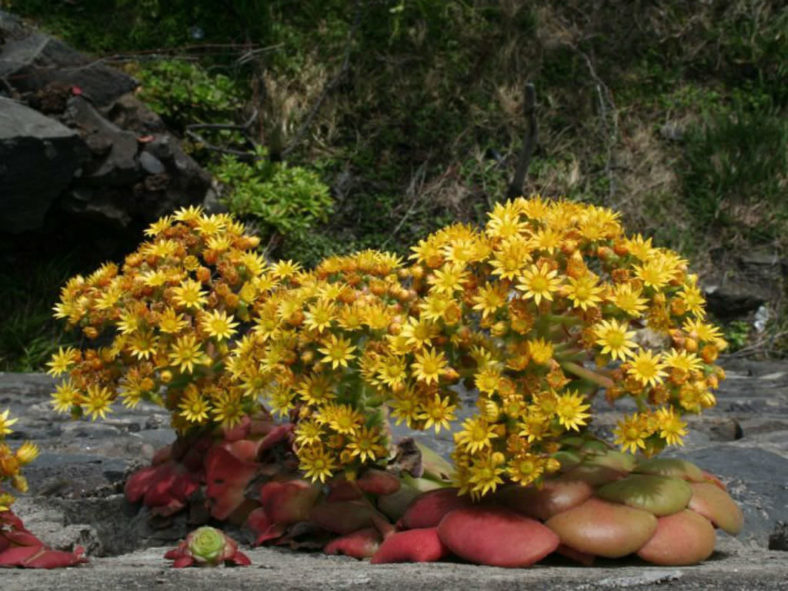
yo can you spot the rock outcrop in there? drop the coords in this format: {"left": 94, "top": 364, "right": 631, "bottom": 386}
{"left": 0, "top": 9, "right": 211, "bottom": 240}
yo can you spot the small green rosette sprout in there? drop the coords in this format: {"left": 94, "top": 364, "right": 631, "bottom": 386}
{"left": 164, "top": 526, "right": 251, "bottom": 568}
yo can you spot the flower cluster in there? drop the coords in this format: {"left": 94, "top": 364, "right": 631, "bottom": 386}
{"left": 0, "top": 409, "right": 39, "bottom": 512}
{"left": 47, "top": 206, "right": 269, "bottom": 433}
{"left": 229, "top": 250, "right": 410, "bottom": 483}
{"left": 402, "top": 197, "right": 725, "bottom": 496}
{"left": 230, "top": 196, "right": 725, "bottom": 496}
{"left": 51, "top": 196, "right": 726, "bottom": 500}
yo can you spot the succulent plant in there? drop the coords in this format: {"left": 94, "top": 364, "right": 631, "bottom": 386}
{"left": 47, "top": 197, "right": 740, "bottom": 567}
{"left": 164, "top": 527, "right": 250, "bottom": 568}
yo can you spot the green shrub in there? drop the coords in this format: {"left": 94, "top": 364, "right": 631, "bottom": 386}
{"left": 130, "top": 60, "right": 245, "bottom": 130}
{"left": 212, "top": 147, "right": 333, "bottom": 246}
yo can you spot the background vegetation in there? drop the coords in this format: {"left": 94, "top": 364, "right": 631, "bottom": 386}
{"left": 2, "top": 0, "right": 786, "bottom": 368}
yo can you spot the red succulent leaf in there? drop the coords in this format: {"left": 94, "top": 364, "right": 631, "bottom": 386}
{"left": 132, "top": 462, "right": 201, "bottom": 516}
{"left": 260, "top": 480, "right": 320, "bottom": 525}
{"left": 556, "top": 543, "right": 595, "bottom": 566}
{"left": 437, "top": 507, "right": 560, "bottom": 567}
{"left": 357, "top": 469, "right": 401, "bottom": 496}
{"left": 205, "top": 446, "right": 260, "bottom": 520}
{"left": 0, "top": 544, "right": 87, "bottom": 569}
{"left": 370, "top": 528, "right": 450, "bottom": 564}
{"left": 223, "top": 416, "right": 252, "bottom": 442}
{"left": 258, "top": 424, "right": 293, "bottom": 453}
{"left": 229, "top": 550, "right": 252, "bottom": 566}
{"left": 398, "top": 488, "right": 473, "bottom": 529}
{"left": 3, "top": 528, "right": 45, "bottom": 547}
{"left": 323, "top": 527, "right": 381, "bottom": 559}
{"left": 310, "top": 500, "right": 391, "bottom": 536}
{"left": 637, "top": 510, "right": 716, "bottom": 566}
{"left": 151, "top": 444, "right": 173, "bottom": 466}
{"left": 245, "top": 508, "right": 288, "bottom": 546}
{"left": 326, "top": 477, "right": 363, "bottom": 502}
{"left": 171, "top": 555, "right": 195, "bottom": 568}
{"left": 220, "top": 438, "right": 263, "bottom": 464}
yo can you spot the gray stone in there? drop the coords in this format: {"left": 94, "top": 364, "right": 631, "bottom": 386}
{"left": 139, "top": 151, "right": 165, "bottom": 175}
{"left": 64, "top": 96, "right": 141, "bottom": 187}
{"left": 0, "top": 96, "right": 87, "bottom": 231}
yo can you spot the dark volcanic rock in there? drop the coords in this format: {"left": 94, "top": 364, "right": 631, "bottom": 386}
{"left": 0, "top": 96, "right": 88, "bottom": 232}
{"left": 0, "top": 12, "right": 136, "bottom": 107}
{"left": 0, "top": 9, "right": 211, "bottom": 239}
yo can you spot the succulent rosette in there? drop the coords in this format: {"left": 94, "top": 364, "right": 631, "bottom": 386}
{"left": 165, "top": 526, "right": 251, "bottom": 567}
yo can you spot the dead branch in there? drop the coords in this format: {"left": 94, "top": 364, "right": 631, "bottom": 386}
{"left": 506, "top": 82, "right": 538, "bottom": 199}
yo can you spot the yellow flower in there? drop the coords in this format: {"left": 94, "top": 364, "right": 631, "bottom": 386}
{"left": 486, "top": 201, "right": 527, "bottom": 239}
{"left": 454, "top": 416, "right": 498, "bottom": 454}
{"left": 374, "top": 356, "right": 408, "bottom": 389}
{"left": 270, "top": 259, "right": 302, "bottom": 279}
{"left": 613, "top": 413, "right": 651, "bottom": 454}
{"left": 46, "top": 346, "right": 78, "bottom": 377}
{"left": 178, "top": 387, "right": 210, "bottom": 424}
{"left": 474, "top": 366, "right": 503, "bottom": 395}
{"left": 201, "top": 309, "right": 239, "bottom": 341}
{"left": 15, "top": 441, "right": 40, "bottom": 465}
{"left": 626, "top": 349, "right": 667, "bottom": 387}
{"left": 655, "top": 407, "right": 687, "bottom": 446}
{"left": 299, "top": 444, "right": 337, "bottom": 483}
{"left": 297, "top": 374, "right": 337, "bottom": 405}
{"left": 468, "top": 451, "right": 506, "bottom": 496}
{"left": 324, "top": 404, "right": 364, "bottom": 435}
{"left": 168, "top": 334, "right": 209, "bottom": 374}
{"left": 610, "top": 283, "right": 648, "bottom": 316}
{"left": 0, "top": 409, "right": 18, "bottom": 436}
{"left": 507, "top": 453, "right": 545, "bottom": 487}
{"left": 172, "top": 205, "right": 204, "bottom": 222}
{"left": 471, "top": 282, "right": 508, "bottom": 319}
{"left": 527, "top": 338, "right": 554, "bottom": 365}
{"left": 427, "top": 264, "right": 468, "bottom": 294}
{"left": 389, "top": 389, "right": 421, "bottom": 427}
{"left": 144, "top": 215, "right": 171, "bottom": 237}
{"left": 157, "top": 307, "right": 189, "bottom": 334}
{"left": 294, "top": 419, "right": 324, "bottom": 447}
{"left": 529, "top": 227, "right": 563, "bottom": 254}
{"left": 489, "top": 237, "right": 531, "bottom": 280}
{"left": 318, "top": 334, "right": 357, "bottom": 369}
{"left": 418, "top": 394, "right": 457, "bottom": 433}
{"left": 516, "top": 263, "right": 561, "bottom": 305}
{"left": 172, "top": 279, "right": 208, "bottom": 309}
{"left": 117, "top": 310, "right": 141, "bottom": 335}
{"left": 210, "top": 390, "right": 246, "bottom": 428}
{"left": 411, "top": 348, "right": 447, "bottom": 385}
{"left": 51, "top": 379, "right": 80, "bottom": 413}
{"left": 663, "top": 349, "right": 703, "bottom": 372}
{"left": 400, "top": 317, "right": 439, "bottom": 349}
{"left": 634, "top": 258, "right": 672, "bottom": 291}
{"left": 304, "top": 300, "right": 336, "bottom": 333}
{"left": 84, "top": 385, "right": 113, "bottom": 420}
{"left": 677, "top": 278, "right": 706, "bottom": 317}
{"left": 594, "top": 319, "right": 637, "bottom": 361}
{"left": 564, "top": 274, "right": 603, "bottom": 311}
{"left": 129, "top": 329, "right": 158, "bottom": 360}
{"left": 682, "top": 318, "right": 724, "bottom": 344}
{"left": 419, "top": 293, "right": 453, "bottom": 322}
{"left": 346, "top": 426, "right": 387, "bottom": 463}
{"left": 554, "top": 390, "right": 591, "bottom": 431}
